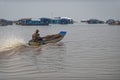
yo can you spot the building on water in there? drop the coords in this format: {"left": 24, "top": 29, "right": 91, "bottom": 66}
{"left": 15, "top": 18, "right": 49, "bottom": 26}
{"left": 40, "top": 17, "right": 74, "bottom": 24}
{"left": 0, "top": 19, "right": 13, "bottom": 26}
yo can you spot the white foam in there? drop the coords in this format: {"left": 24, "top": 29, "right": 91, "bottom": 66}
{"left": 0, "top": 36, "right": 26, "bottom": 52}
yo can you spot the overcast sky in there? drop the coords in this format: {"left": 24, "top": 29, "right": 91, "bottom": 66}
{"left": 0, "top": 0, "right": 120, "bottom": 21}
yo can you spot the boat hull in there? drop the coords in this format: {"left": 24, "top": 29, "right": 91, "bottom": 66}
{"left": 28, "top": 31, "right": 66, "bottom": 46}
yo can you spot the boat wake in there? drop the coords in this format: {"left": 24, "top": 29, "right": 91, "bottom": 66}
{"left": 0, "top": 36, "right": 65, "bottom": 57}
{"left": 0, "top": 37, "right": 26, "bottom": 54}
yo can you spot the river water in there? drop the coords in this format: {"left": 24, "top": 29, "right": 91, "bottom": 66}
{"left": 0, "top": 24, "right": 120, "bottom": 80}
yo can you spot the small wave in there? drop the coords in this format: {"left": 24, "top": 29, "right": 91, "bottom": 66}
{"left": 0, "top": 37, "right": 26, "bottom": 52}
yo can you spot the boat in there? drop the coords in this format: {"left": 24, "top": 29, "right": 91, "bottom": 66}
{"left": 28, "top": 31, "right": 67, "bottom": 46}
{"left": 81, "top": 19, "right": 104, "bottom": 24}
{"left": 15, "top": 18, "right": 49, "bottom": 26}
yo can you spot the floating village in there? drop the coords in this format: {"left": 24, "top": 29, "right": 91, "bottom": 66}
{"left": 81, "top": 19, "right": 120, "bottom": 25}
{"left": 0, "top": 17, "right": 73, "bottom": 26}
{"left": 0, "top": 17, "right": 120, "bottom": 26}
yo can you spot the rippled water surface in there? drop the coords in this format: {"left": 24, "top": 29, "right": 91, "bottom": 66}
{"left": 0, "top": 24, "right": 120, "bottom": 80}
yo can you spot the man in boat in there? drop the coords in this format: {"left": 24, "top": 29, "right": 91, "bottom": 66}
{"left": 32, "top": 29, "right": 43, "bottom": 42}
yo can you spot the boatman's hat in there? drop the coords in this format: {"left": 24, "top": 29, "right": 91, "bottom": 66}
{"left": 36, "top": 29, "right": 39, "bottom": 32}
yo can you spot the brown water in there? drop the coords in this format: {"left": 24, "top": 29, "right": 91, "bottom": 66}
{"left": 0, "top": 24, "right": 120, "bottom": 80}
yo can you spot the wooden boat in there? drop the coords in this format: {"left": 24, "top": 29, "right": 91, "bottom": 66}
{"left": 28, "top": 31, "right": 66, "bottom": 46}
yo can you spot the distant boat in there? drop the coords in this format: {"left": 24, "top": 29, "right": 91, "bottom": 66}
{"left": 106, "top": 19, "right": 120, "bottom": 25}
{"left": 81, "top": 19, "right": 104, "bottom": 24}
